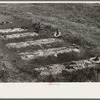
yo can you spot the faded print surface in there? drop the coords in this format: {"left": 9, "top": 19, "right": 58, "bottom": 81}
{"left": 0, "top": 3, "right": 100, "bottom": 82}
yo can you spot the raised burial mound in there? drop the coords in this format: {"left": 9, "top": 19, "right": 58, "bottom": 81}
{"left": 0, "top": 26, "right": 98, "bottom": 79}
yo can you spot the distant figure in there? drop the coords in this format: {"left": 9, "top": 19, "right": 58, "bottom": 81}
{"left": 54, "top": 29, "right": 62, "bottom": 38}
{"left": 93, "top": 56, "right": 99, "bottom": 61}
{"left": 34, "top": 22, "right": 42, "bottom": 33}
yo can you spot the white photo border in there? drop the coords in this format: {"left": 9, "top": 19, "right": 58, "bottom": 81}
{"left": 0, "top": 1, "right": 100, "bottom": 98}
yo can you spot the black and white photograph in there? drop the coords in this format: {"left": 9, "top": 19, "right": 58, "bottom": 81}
{"left": 0, "top": 2, "right": 100, "bottom": 82}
